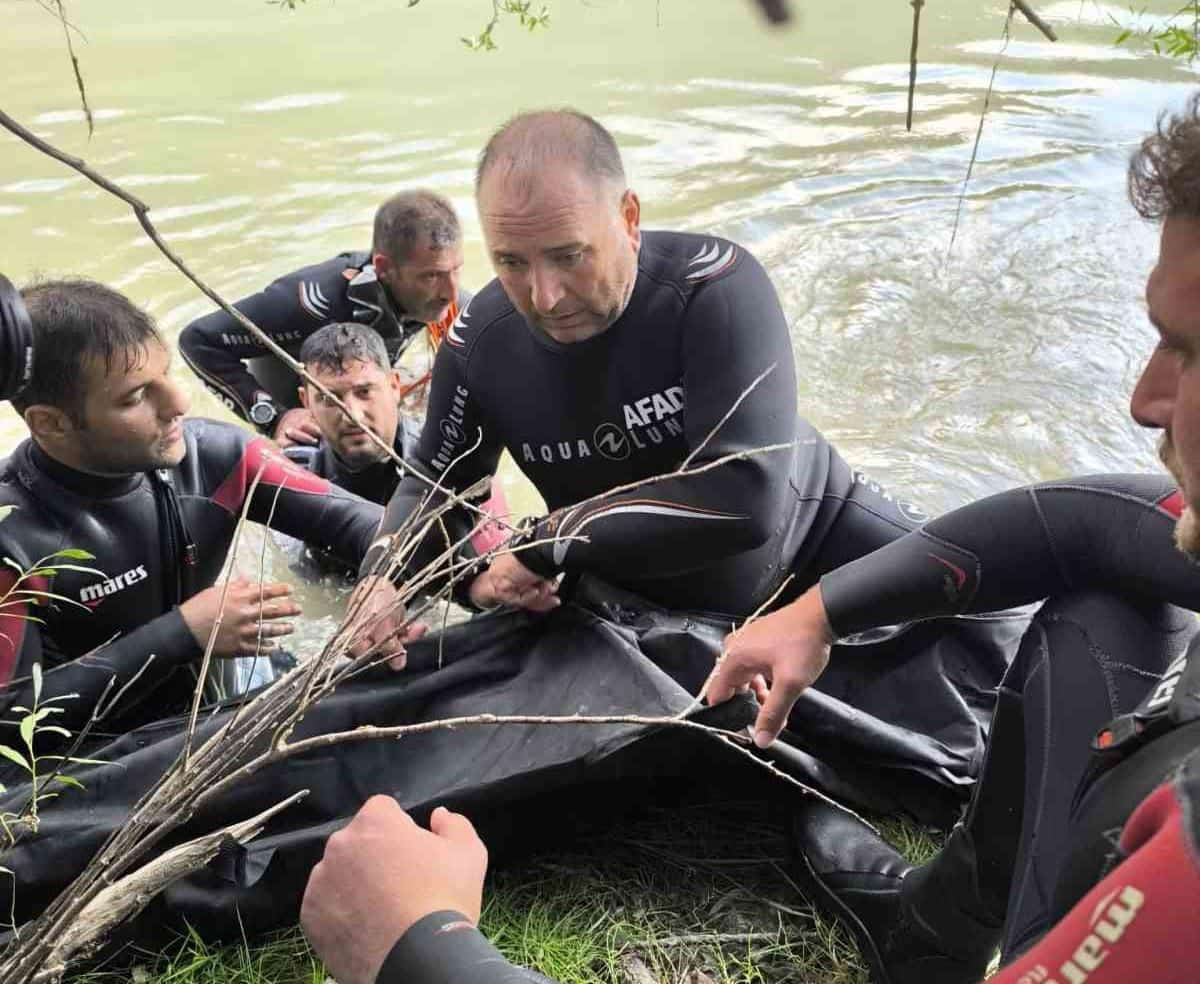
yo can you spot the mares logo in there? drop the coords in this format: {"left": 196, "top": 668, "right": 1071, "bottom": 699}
{"left": 80, "top": 564, "right": 149, "bottom": 607}
{"left": 1014, "top": 885, "right": 1144, "bottom": 984}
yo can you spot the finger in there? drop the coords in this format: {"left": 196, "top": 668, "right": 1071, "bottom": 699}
{"left": 386, "top": 650, "right": 407, "bottom": 671}
{"left": 286, "top": 428, "right": 319, "bottom": 445}
{"left": 244, "top": 621, "right": 294, "bottom": 640}
{"left": 250, "top": 582, "right": 294, "bottom": 601}
{"left": 752, "top": 674, "right": 805, "bottom": 748}
{"left": 237, "top": 641, "right": 278, "bottom": 656}
{"left": 706, "top": 653, "right": 754, "bottom": 707}
{"left": 751, "top": 674, "right": 770, "bottom": 705}
{"left": 257, "top": 600, "right": 304, "bottom": 620}
{"left": 429, "top": 805, "right": 482, "bottom": 846}
{"left": 401, "top": 621, "right": 429, "bottom": 643}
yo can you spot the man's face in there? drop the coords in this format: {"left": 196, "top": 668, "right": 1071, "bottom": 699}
{"left": 479, "top": 166, "right": 642, "bottom": 344}
{"left": 67, "top": 339, "right": 190, "bottom": 475}
{"left": 375, "top": 241, "right": 463, "bottom": 323}
{"left": 1130, "top": 215, "right": 1200, "bottom": 558}
{"left": 300, "top": 359, "right": 401, "bottom": 470}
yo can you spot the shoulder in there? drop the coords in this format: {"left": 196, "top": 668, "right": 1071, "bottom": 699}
{"left": 441, "top": 279, "right": 520, "bottom": 365}
{"left": 638, "top": 230, "right": 751, "bottom": 294}
{"left": 273, "top": 251, "right": 365, "bottom": 321}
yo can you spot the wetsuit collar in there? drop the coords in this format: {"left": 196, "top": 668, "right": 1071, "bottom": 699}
{"left": 28, "top": 440, "right": 144, "bottom": 498}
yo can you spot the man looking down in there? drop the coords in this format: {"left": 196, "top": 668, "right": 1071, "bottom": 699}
{"left": 0, "top": 279, "right": 394, "bottom": 737}
{"left": 179, "top": 190, "right": 469, "bottom": 448}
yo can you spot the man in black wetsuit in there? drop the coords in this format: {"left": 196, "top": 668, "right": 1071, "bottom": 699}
{"left": 179, "top": 189, "right": 469, "bottom": 448}
{"left": 0, "top": 278, "right": 389, "bottom": 738}
{"left": 301, "top": 97, "right": 1200, "bottom": 984}
{"left": 358, "top": 109, "right": 933, "bottom": 627}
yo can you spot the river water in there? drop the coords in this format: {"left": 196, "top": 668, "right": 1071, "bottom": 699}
{"left": 1, "top": 0, "right": 1198, "bottom": 643}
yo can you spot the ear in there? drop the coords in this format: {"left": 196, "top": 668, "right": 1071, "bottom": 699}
{"left": 373, "top": 252, "right": 393, "bottom": 279}
{"left": 22, "top": 404, "right": 73, "bottom": 444}
{"left": 297, "top": 385, "right": 310, "bottom": 410}
{"left": 387, "top": 369, "right": 403, "bottom": 401}
{"left": 620, "top": 190, "right": 642, "bottom": 251}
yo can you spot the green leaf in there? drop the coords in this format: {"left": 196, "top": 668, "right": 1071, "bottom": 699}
{"left": 0, "top": 506, "right": 14, "bottom": 525}
{"left": 39, "top": 725, "right": 72, "bottom": 739}
{"left": 18, "top": 714, "right": 36, "bottom": 751}
{"left": 32, "top": 660, "right": 41, "bottom": 705}
{"left": 46, "top": 548, "right": 96, "bottom": 562}
{"left": 51, "top": 775, "right": 84, "bottom": 790}
{"left": 1115, "top": 28, "right": 1132, "bottom": 44}
{"left": 0, "top": 745, "right": 30, "bottom": 772}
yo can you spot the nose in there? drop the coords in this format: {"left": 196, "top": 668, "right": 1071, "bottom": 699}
{"left": 1130, "top": 346, "right": 1178, "bottom": 430}
{"left": 163, "top": 376, "right": 191, "bottom": 419}
{"left": 529, "top": 263, "right": 566, "bottom": 315}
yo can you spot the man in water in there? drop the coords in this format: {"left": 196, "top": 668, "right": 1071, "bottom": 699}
{"left": 300, "top": 94, "right": 1200, "bottom": 984}
{"left": 0, "top": 278, "right": 392, "bottom": 737}
{"left": 180, "top": 190, "right": 468, "bottom": 447}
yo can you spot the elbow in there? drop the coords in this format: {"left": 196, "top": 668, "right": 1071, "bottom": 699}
{"left": 178, "top": 320, "right": 204, "bottom": 360}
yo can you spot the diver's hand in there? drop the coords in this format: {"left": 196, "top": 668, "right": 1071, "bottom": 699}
{"left": 274, "top": 407, "right": 322, "bottom": 448}
{"left": 180, "top": 580, "right": 301, "bottom": 657}
{"left": 301, "top": 796, "right": 488, "bottom": 984}
{"left": 709, "top": 585, "right": 834, "bottom": 748}
{"left": 345, "top": 576, "right": 427, "bottom": 669}
{"left": 467, "top": 552, "right": 560, "bottom": 613}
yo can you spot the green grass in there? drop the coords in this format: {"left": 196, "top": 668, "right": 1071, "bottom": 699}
{"left": 69, "top": 801, "right": 943, "bottom": 984}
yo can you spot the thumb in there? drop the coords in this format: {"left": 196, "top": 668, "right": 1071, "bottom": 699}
{"left": 429, "top": 805, "right": 482, "bottom": 846}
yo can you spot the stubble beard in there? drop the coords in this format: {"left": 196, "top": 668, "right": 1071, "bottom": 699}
{"left": 1158, "top": 434, "right": 1200, "bottom": 561}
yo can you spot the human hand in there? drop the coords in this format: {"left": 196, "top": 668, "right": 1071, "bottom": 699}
{"left": 467, "top": 551, "right": 560, "bottom": 613}
{"left": 301, "top": 796, "right": 488, "bottom": 984}
{"left": 274, "top": 407, "right": 322, "bottom": 447}
{"left": 345, "top": 575, "right": 427, "bottom": 669}
{"left": 707, "top": 585, "right": 835, "bottom": 748}
{"left": 179, "top": 580, "right": 302, "bottom": 657}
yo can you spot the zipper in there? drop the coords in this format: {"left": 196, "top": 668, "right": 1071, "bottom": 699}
{"left": 151, "top": 470, "right": 198, "bottom": 608}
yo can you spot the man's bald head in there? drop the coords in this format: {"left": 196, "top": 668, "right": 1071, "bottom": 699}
{"left": 475, "top": 110, "right": 626, "bottom": 201}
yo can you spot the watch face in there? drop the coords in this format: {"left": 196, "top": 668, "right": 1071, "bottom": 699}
{"left": 250, "top": 400, "right": 276, "bottom": 426}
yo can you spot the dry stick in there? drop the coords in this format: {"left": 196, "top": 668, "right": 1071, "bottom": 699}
{"left": 181, "top": 460, "right": 269, "bottom": 768}
{"left": 947, "top": 2, "right": 1016, "bottom": 261}
{"left": 51, "top": 0, "right": 92, "bottom": 137}
{"left": 1012, "top": 0, "right": 1058, "bottom": 41}
{"left": 680, "top": 364, "right": 776, "bottom": 470}
{"left": 906, "top": 0, "right": 925, "bottom": 132}
{"left": 0, "top": 107, "right": 513, "bottom": 539}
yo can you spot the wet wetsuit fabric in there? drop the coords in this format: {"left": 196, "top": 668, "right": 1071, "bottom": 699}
{"left": 179, "top": 251, "right": 465, "bottom": 430}
{"left": 0, "top": 419, "right": 381, "bottom": 735}
{"left": 367, "top": 230, "right": 927, "bottom": 617}
{"left": 376, "top": 912, "right": 552, "bottom": 984}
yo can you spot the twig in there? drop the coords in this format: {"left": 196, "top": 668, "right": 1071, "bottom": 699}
{"left": 680, "top": 364, "right": 776, "bottom": 470}
{"left": 648, "top": 931, "right": 777, "bottom": 947}
{"left": 906, "top": 0, "right": 925, "bottom": 132}
{"left": 1012, "top": 0, "right": 1058, "bottom": 41}
{"left": 51, "top": 0, "right": 92, "bottom": 137}
{"left": 947, "top": 2, "right": 1015, "bottom": 261}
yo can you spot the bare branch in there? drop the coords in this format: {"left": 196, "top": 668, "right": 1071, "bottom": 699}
{"left": 1012, "top": 0, "right": 1058, "bottom": 41}
{"left": 906, "top": 0, "right": 925, "bottom": 132}
{"left": 51, "top": 0, "right": 92, "bottom": 137}
{"left": 680, "top": 364, "right": 776, "bottom": 470}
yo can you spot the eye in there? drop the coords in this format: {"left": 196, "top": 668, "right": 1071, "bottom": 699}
{"left": 496, "top": 256, "right": 525, "bottom": 270}
{"left": 558, "top": 251, "right": 584, "bottom": 267}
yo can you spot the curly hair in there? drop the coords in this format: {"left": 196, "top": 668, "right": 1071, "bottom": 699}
{"left": 1129, "top": 91, "right": 1200, "bottom": 220}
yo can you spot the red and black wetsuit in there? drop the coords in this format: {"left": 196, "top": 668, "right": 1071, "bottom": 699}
{"left": 0, "top": 418, "right": 382, "bottom": 735}
{"left": 179, "top": 251, "right": 468, "bottom": 431}
{"left": 367, "top": 230, "right": 927, "bottom": 617}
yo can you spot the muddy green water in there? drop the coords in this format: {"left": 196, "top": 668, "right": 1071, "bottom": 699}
{"left": 1, "top": 0, "right": 1198, "bottom": 644}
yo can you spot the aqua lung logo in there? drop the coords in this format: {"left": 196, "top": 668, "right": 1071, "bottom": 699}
{"left": 430, "top": 385, "right": 470, "bottom": 473}
{"left": 80, "top": 565, "right": 148, "bottom": 607}
{"left": 521, "top": 388, "right": 686, "bottom": 466}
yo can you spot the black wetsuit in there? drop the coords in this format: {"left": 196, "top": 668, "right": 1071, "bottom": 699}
{"left": 284, "top": 417, "right": 420, "bottom": 506}
{"left": 367, "top": 230, "right": 925, "bottom": 617}
{"left": 372, "top": 474, "right": 1200, "bottom": 984}
{"left": 0, "top": 419, "right": 382, "bottom": 736}
{"left": 179, "top": 251, "right": 467, "bottom": 431}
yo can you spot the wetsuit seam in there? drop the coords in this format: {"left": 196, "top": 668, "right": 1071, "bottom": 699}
{"left": 838, "top": 496, "right": 914, "bottom": 536}
{"left": 1028, "top": 487, "right": 1073, "bottom": 591}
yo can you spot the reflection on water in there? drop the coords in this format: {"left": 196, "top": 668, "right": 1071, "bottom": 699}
{"left": 0, "top": 0, "right": 1197, "bottom": 649}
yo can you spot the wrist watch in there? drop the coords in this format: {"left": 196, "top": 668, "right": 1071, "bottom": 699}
{"left": 248, "top": 392, "right": 278, "bottom": 429}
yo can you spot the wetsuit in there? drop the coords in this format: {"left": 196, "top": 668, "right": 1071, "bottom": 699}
{"left": 0, "top": 419, "right": 382, "bottom": 736}
{"left": 284, "top": 417, "right": 421, "bottom": 505}
{"left": 179, "top": 251, "right": 467, "bottom": 431}
{"left": 372, "top": 474, "right": 1200, "bottom": 984}
{"left": 367, "top": 230, "right": 926, "bottom": 617}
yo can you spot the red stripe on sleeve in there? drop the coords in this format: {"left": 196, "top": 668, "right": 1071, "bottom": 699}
{"left": 0, "top": 570, "right": 38, "bottom": 684}
{"left": 1157, "top": 489, "right": 1185, "bottom": 519}
{"left": 211, "top": 437, "right": 332, "bottom": 515}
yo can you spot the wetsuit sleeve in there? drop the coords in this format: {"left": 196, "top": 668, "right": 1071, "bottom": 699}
{"left": 361, "top": 343, "right": 504, "bottom": 590}
{"left": 0, "top": 571, "right": 201, "bottom": 737}
{"left": 203, "top": 425, "right": 383, "bottom": 569}
{"left": 990, "top": 766, "right": 1200, "bottom": 984}
{"left": 179, "top": 260, "right": 347, "bottom": 428}
{"left": 820, "top": 476, "right": 1200, "bottom": 636}
{"left": 519, "top": 252, "right": 798, "bottom": 580}
{"left": 376, "top": 911, "right": 556, "bottom": 984}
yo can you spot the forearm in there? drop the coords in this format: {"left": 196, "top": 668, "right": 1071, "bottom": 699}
{"left": 376, "top": 912, "right": 555, "bottom": 984}
{"left": 820, "top": 476, "right": 1196, "bottom": 636}
{"left": 179, "top": 310, "right": 267, "bottom": 423}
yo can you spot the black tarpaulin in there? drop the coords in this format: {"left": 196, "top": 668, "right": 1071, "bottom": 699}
{"left": 0, "top": 577, "right": 1028, "bottom": 942}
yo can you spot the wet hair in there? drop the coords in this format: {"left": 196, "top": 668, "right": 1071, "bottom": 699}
{"left": 299, "top": 322, "right": 390, "bottom": 378}
{"left": 12, "top": 279, "right": 161, "bottom": 425}
{"left": 372, "top": 190, "right": 460, "bottom": 262}
{"left": 475, "top": 109, "right": 626, "bottom": 197}
{"left": 1129, "top": 91, "right": 1200, "bottom": 221}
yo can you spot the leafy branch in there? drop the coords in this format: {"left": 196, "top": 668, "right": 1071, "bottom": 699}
{"left": 1113, "top": 1, "right": 1200, "bottom": 59}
